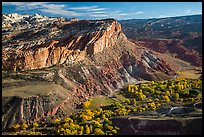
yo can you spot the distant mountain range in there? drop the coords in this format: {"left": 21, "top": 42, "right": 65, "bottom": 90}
{"left": 119, "top": 14, "right": 202, "bottom": 40}
{"left": 119, "top": 14, "right": 202, "bottom": 66}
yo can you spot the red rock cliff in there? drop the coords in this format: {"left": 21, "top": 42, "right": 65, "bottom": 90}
{"left": 2, "top": 19, "right": 124, "bottom": 71}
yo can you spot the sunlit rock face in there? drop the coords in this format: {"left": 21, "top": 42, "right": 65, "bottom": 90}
{"left": 2, "top": 15, "right": 123, "bottom": 71}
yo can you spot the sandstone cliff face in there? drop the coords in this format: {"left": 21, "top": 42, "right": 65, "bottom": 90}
{"left": 2, "top": 19, "right": 123, "bottom": 71}
{"left": 3, "top": 40, "right": 86, "bottom": 71}
{"left": 86, "top": 20, "right": 123, "bottom": 55}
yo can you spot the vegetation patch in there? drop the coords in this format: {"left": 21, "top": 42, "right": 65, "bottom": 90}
{"left": 177, "top": 69, "right": 201, "bottom": 79}
{"left": 87, "top": 95, "right": 115, "bottom": 110}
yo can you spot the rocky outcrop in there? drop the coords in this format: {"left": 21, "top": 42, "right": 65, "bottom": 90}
{"left": 2, "top": 95, "right": 70, "bottom": 130}
{"left": 2, "top": 18, "right": 123, "bottom": 71}
{"left": 2, "top": 40, "right": 86, "bottom": 71}
{"left": 112, "top": 116, "right": 202, "bottom": 135}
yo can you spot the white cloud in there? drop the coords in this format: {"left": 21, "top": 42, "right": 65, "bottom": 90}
{"left": 88, "top": 10, "right": 144, "bottom": 20}
{"left": 3, "top": 2, "right": 80, "bottom": 17}
{"left": 114, "top": 11, "right": 144, "bottom": 17}
{"left": 3, "top": 2, "right": 43, "bottom": 5}
{"left": 89, "top": 14, "right": 109, "bottom": 17}
{"left": 186, "top": 9, "right": 202, "bottom": 15}
{"left": 2, "top": 2, "right": 145, "bottom": 20}
{"left": 69, "top": 6, "right": 98, "bottom": 10}
{"left": 89, "top": 8, "right": 107, "bottom": 11}
{"left": 69, "top": 6, "right": 108, "bottom": 12}
{"left": 2, "top": 2, "right": 47, "bottom": 10}
{"left": 133, "top": 11, "right": 144, "bottom": 15}
{"left": 39, "top": 4, "right": 80, "bottom": 16}
{"left": 117, "top": 13, "right": 129, "bottom": 16}
{"left": 41, "top": 4, "right": 65, "bottom": 9}
{"left": 40, "top": 9, "right": 80, "bottom": 17}
{"left": 91, "top": 11, "right": 107, "bottom": 14}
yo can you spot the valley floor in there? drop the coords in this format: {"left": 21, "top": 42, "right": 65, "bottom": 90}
{"left": 2, "top": 67, "right": 202, "bottom": 135}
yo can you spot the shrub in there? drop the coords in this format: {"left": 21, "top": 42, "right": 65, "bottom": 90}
{"left": 85, "top": 125, "right": 90, "bottom": 135}
{"left": 83, "top": 100, "right": 91, "bottom": 109}
{"left": 154, "top": 98, "right": 159, "bottom": 102}
{"left": 196, "top": 93, "right": 202, "bottom": 100}
{"left": 64, "top": 117, "right": 73, "bottom": 123}
{"left": 12, "top": 124, "right": 21, "bottom": 131}
{"left": 139, "top": 93, "right": 146, "bottom": 101}
{"left": 178, "top": 98, "right": 183, "bottom": 102}
{"left": 124, "top": 99, "right": 131, "bottom": 104}
{"left": 148, "top": 98, "right": 153, "bottom": 102}
{"left": 21, "top": 123, "right": 28, "bottom": 130}
{"left": 90, "top": 120, "right": 102, "bottom": 128}
{"left": 28, "top": 131, "right": 37, "bottom": 135}
{"left": 94, "top": 128, "right": 105, "bottom": 135}
{"left": 33, "top": 122, "right": 39, "bottom": 128}
{"left": 111, "top": 129, "right": 117, "bottom": 134}
{"left": 130, "top": 98, "right": 137, "bottom": 106}
{"left": 165, "top": 91, "right": 171, "bottom": 96}
{"left": 148, "top": 102, "right": 156, "bottom": 110}
{"left": 163, "top": 96, "right": 170, "bottom": 103}
{"left": 188, "top": 98, "right": 194, "bottom": 102}
{"left": 173, "top": 93, "right": 179, "bottom": 101}
{"left": 54, "top": 118, "right": 61, "bottom": 124}
{"left": 154, "top": 90, "right": 161, "bottom": 95}
{"left": 62, "top": 123, "right": 69, "bottom": 129}
{"left": 128, "top": 84, "right": 135, "bottom": 92}
{"left": 106, "top": 125, "right": 113, "bottom": 130}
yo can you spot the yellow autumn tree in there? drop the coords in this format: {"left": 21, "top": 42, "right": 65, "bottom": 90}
{"left": 85, "top": 125, "right": 90, "bottom": 135}
{"left": 163, "top": 95, "right": 170, "bottom": 103}
{"left": 83, "top": 100, "right": 91, "bottom": 109}
{"left": 165, "top": 91, "right": 171, "bottom": 96}
{"left": 94, "top": 128, "right": 105, "bottom": 135}
{"left": 21, "top": 123, "right": 28, "bottom": 130}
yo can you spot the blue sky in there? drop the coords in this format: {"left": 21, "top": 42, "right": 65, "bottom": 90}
{"left": 2, "top": 2, "right": 202, "bottom": 20}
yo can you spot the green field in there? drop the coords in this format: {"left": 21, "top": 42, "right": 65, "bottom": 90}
{"left": 88, "top": 95, "right": 115, "bottom": 110}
